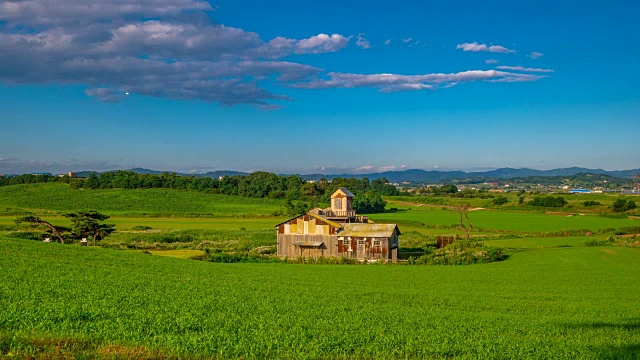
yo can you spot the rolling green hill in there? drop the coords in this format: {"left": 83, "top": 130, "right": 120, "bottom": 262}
{"left": 0, "top": 183, "right": 286, "bottom": 217}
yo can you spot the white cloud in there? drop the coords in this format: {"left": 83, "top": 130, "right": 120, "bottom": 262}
{"left": 295, "top": 34, "right": 349, "bottom": 54}
{"left": 528, "top": 51, "right": 544, "bottom": 59}
{"left": 356, "top": 33, "right": 371, "bottom": 49}
{"left": 485, "top": 59, "right": 499, "bottom": 64}
{"left": 384, "top": 39, "right": 391, "bottom": 46}
{"left": 456, "top": 42, "right": 515, "bottom": 53}
{"left": 292, "top": 70, "right": 546, "bottom": 92}
{"left": 495, "top": 65, "right": 554, "bottom": 73}
{"left": 354, "top": 165, "right": 406, "bottom": 173}
{"left": 402, "top": 37, "right": 413, "bottom": 43}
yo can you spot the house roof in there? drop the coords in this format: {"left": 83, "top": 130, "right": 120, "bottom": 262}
{"left": 338, "top": 223, "right": 401, "bottom": 238}
{"left": 331, "top": 187, "right": 355, "bottom": 198}
{"left": 274, "top": 212, "right": 343, "bottom": 229}
{"left": 292, "top": 241, "right": 324, "bottom": 247}
{"left": 307, "top": 212, "right": 344, "bottom": 229}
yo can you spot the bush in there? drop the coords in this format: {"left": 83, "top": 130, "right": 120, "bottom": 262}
{"left": 612, "top": 198, "right": 637, "bottom": 212}
{"left": 583, "top": 200, "right": 601, "bottom": 207}
{"left": 7, "top": 231, "right": 43, "bottom": 241}
{"left": 492, "top": 195, "right": 509, "bottom": 206}
{"left": 528, "top": 196, "right": 567, "bottom": 208}
{"left": 584, "top": 238, "right": 615, "bottom": 247}
{"left": 131, "top": 225, "right": 153, "bottom": 231}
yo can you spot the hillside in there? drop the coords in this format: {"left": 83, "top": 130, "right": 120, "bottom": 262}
{"left": 0, "top": 183, "right": 285, "bottom": 216}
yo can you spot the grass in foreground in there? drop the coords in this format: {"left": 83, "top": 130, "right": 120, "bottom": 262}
{"left": 1, "top": 239, "right": 639, "bottom": 359}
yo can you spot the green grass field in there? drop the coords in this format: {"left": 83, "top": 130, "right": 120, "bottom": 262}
{"left": 371, "top": 204, "right": 640, "bottom": 232}
{"left": 0, "top": 183, "right": 286, "bottom": 217}
{"left": 1, "top": 239, "right": 639, "bottom": 359}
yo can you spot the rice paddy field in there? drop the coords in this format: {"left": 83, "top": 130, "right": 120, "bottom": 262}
{"left": 1, "top": 183, "right": 639, "bottom": 358}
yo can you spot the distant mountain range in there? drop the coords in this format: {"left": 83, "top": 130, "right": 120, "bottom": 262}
{"left": 300, "top": 167, "right": 640, "bottom": 183}
{"left": 70, "top": 166, "right": 640, "bottom": 183}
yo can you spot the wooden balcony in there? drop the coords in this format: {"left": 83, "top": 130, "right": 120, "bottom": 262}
{"left": 323, "top": 210, "right": 368, "bottom": 223}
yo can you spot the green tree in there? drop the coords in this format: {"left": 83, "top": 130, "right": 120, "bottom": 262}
{"left": 64, "top": 210, "right": 116, "bottom": 246}
{"left": 492, "top": 195, "right": 508, "bottom": 206}
{"left": 440, "top": 184, "right": 458, "bottom": 194}
{"left": 15, "top": 215, "right": 67, "bottom": 243}
{"left": 612, "top": 198, "right": 637, "bottom": 212}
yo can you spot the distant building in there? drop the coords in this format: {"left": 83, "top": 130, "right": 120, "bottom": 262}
{"left": 275, "top": 188, "right": 400, "bottom": 262}
{"left": 570, "top": 189, "right": 591, "bottom": 194}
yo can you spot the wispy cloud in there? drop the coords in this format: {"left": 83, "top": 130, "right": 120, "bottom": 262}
{"left": 402, "top": 37, "right": 413, "bottom": 43}
{"left": 0, "top": 157, "right": 129, "bottom": 174}
{"left": 457, "top": 42, "right": 514, "bottom": 53}
{"left": 485, "top": 59, "right": 499, "bottom": 64}
{"left": 495, "top": 65, "right": 554, "bottom": 73}
{"left": 384, "top": 39, "right": 391, "bottom": 46}
{"left": 356, "top": 33, "right": 371, "bottom": 49}
{"left": 528, "top": 51, "right": 544, "bottom": 59}
{"left": 291, "top": 70, "right": 545, "bottom": 92}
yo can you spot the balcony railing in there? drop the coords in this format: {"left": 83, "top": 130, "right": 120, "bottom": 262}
{"left": 325, "top": 210, "right": 356, "bottom": 218}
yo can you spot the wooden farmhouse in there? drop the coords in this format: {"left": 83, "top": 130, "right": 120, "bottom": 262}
{"left": 276, "top": 188, "right": 400, "bottom": 262}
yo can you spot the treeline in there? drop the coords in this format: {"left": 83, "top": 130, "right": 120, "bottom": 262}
{"left": 0, "top": 171, "right": 403, "bottom": 214}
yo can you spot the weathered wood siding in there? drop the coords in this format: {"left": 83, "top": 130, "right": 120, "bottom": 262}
{"left": 277, "top": 234, "right": 338, "bottom": 258}
{"left": 276, "top": 214, "right": 399, "bottom": 262}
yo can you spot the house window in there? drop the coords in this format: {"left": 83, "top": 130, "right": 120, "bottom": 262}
{"left": 334, "top": 199, "right": 342, "bottom": 210}
{"left": 357, "top": 240, "right": 365, "bottom": 245}
{"left": 373, "top": 240, "right": 381, "bottom": 246}
{"left": 342, "top": 239, "right": 350, "bottom": 245}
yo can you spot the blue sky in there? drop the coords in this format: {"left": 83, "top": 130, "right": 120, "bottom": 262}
{"left": 1, "top": 0, "right": 639, "bottom": 174}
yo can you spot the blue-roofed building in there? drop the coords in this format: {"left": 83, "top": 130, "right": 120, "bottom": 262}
{"left": 570, "top": 189, "right": 591, "bottom": 194}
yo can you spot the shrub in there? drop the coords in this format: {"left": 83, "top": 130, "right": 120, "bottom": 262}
{"left": 612, "top": 198, "right": 637, "bottom": 212}
{"left": 528, "top": 196, "right": 567, "bottom": 207}
{"left": 7, "top": 231, "right": 43, "bottom": 241}
{"left": 131, "top": 225, "right": 153, "bottom": 231}
{"left": 583, "top": 200, "right": 601, "bottom": 207}
{"left": 492, "top": 195, "right": 509, "bottom": 206}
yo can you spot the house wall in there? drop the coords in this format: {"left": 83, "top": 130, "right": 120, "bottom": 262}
{"left": 276, "top": 214, "right": 399, "bottom": 262}
{"left": 277, "top": 234, "right": 338, "bottom": 258}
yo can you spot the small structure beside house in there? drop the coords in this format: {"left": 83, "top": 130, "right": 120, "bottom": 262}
{"left": 275, "top": 188, "right": 400, "bottom": 262}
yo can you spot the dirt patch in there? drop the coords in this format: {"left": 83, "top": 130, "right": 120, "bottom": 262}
{"left": 545, "top": 211, "right": 576, "bottom": 216}
{"left": 600, "top": 249, "right": 617, "bottom": 255}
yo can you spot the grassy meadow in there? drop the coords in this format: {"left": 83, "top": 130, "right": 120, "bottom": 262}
{"left": 1, "top": 182, "right": 639, "bottom": 358}
{"left": 1, "top": 239, "right": 639, "bottom": 359}
{"left": 0, "top": 183, "right": 286, "bottom": 217}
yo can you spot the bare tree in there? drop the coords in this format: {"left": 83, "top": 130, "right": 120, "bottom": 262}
{"left": 456, "top": 204, "right": 474, "bottom": 246}
{"left": 15, "top": 215, "right": 65, "bottom": 243}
